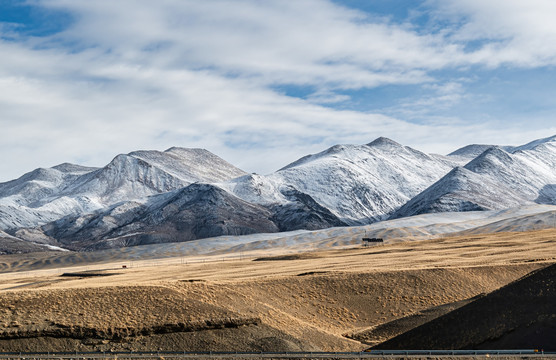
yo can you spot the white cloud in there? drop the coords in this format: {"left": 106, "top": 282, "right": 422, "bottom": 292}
{"left": 0, "top": 0, "right": 555, "bottom": 181}
{"left": 40, "top": 0, "right": 460, "bottom": 86}
{"left": 428, "top": 0, "right": 556, "bottom": 67}
{"left": 306, "top": 89, "right": 351, "bottom": 104}
{"left": 387, "top": 80, "right": 467, "bottom": 120}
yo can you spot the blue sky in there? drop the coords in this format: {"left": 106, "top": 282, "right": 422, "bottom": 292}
{"left": 0, "top": 0, "right": 555, "bottom": 181}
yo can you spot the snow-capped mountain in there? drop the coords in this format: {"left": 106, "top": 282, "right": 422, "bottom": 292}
{"left": 1, "top": 135, "right": 555, "bottom": 252}
{"left": 0, "top": 164, "right": 98, "bottom": 229}
{"left": 393, "top": 136, "right": 556, "bottom": 218}
{"left": 57, "top": 148, "right": 246, "bottom": 205}
{"left": 223, "top": 137, "right": 461, "bottom": 224}
{"left": 0, "top": 148, "right": 246, "bottom": 231}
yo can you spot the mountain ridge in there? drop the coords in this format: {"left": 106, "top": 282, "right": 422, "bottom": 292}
{"left": 1, "top": 135, "right": 555, "bottom": 252}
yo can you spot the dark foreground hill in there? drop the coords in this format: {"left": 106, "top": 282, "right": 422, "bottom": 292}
{"left": 373, "top": 263, "right": 556, "bottom": 351}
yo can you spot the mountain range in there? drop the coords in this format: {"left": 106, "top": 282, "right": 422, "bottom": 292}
{"left": 1, "top": 135, "right": 555, "bottom": 253}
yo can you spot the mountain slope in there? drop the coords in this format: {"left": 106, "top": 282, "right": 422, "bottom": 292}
{"left": 0, "top": 164, "right": 98, "bottom": 229}
{"left": 391, "top": 166, "right": 526, "bottom": 218}
{"left": 0, "top": 229, "right": 60, "bottom": 254}
{"left": 393, "top": 138, "right": 556, "bottom": 218}
{"left": 41, "top": 183, "right": 279, "bottom": 251}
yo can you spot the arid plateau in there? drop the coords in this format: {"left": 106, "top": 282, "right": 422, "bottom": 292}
{"left": 0, "top": 224, "right": 554, "bottom": 354}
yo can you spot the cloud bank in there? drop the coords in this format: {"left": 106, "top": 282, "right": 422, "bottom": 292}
{"left": 0, "top": 0, "right": 555, "bottom": 180}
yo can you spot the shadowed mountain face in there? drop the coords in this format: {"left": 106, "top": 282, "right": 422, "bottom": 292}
{"left": 42, "top": 184, "right": 280, "bottom": 251}
{"left": 1, "top": 136, "right": 556, "bottom": 251}
{"left": 269, "top": 186, "right": 348, "bottom": 231}
{"left": 537, "top": 184, "right": 556, "bottom": 204}
{"left": 0, "top": 230, "right": 55, "bottom": 255}
{"left": 39, "top": 182, "right": 350, "bottom": 251}
{"left": 373, "top": 264, "right": 556, "bottom": 351}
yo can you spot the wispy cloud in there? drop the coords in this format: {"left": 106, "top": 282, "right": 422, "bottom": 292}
{"left": 427, "top": 0, "right": 556, "bottom": 67}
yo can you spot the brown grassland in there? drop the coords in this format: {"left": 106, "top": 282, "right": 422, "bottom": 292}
{"left": 0, "top": 228, "right": 554, "bottom": 352}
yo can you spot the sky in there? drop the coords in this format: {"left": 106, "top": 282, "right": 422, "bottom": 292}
{"left": 1, "top": 0, "right": 555, "bottom": 181}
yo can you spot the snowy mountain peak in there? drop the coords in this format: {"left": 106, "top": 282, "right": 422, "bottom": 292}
{"left": 449, "top": 144, "right": 496, "bottom": 158}
{"left": 130, "top": 147, "right": 214, "bottom": 161}
{"left": 164, "top": 147, "right": 208, "bottom": 155}
{"left": 273, "top": 140, "right": 458, "bottom": 224}
{"left": 464, "top": 146, "right": 514, "bottom": 173}
{"left": 323, "top": 144, "right": 348, "bottom": 156}
{"left": 511, "top": 134, "right": 556, "bottom": 153}
{"left": 448, "top": 144, "right": 519, "bottom": 159}
{"left": 395, "top": 135, "right": 556, "bottom": 218}
{"left": 367, "top": 137, "right": 402, "bottom": 148}
{"left": 133, "top": 147, "right": 247, "bottom": 183}
{"left": 281, "top": 139, "right": 410, "bottom": 172}
{"left": 277, "top": 145, "right": 348, "bottom": 171}
{"left": 11, "top": 167, "right": 62, "bottom": 183}
{"left": 0, "top": 164, "right": 95, "bottom": 205}
{"left": 107, "top": 153, "right": 144, "bottom": 169}
{"left": 64, "top": 147, "right": 247, "bottom": 203}
{"left": 390, "top": 165, "right": 523, "bottom": 219}
{"left": 51, "top": 163, "right": 99, "bottom": 174}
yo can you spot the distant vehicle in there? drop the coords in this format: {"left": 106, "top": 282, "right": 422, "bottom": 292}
{"left": 362, "top": 236, "right": 383, "bottom": 246}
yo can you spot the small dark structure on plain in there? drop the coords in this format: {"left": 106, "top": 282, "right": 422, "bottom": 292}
{"left": 362, "top": 237, "right": 383, "bottom": 247}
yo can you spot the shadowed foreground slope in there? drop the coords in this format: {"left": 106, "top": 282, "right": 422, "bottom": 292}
{"left": 373, "top": 264, "right": 556, "bottom": 351}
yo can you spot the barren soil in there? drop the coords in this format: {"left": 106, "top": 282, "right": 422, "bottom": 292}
{"left": 0, "top": 228, "right": 554, "bottom": 352}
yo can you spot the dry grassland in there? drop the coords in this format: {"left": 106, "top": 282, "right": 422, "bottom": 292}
{"left": 0, "top": 228, "right": 554, "bottom": 352}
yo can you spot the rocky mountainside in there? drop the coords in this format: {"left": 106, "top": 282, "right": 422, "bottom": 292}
{"left": 0, "top": 229, "right": 57, "bottom": 254}
{"left": 1, "top": 135, "right": 555, "bottom": 252}
{"left": 40, "top": 184, "right": 279, "bottom": 251}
